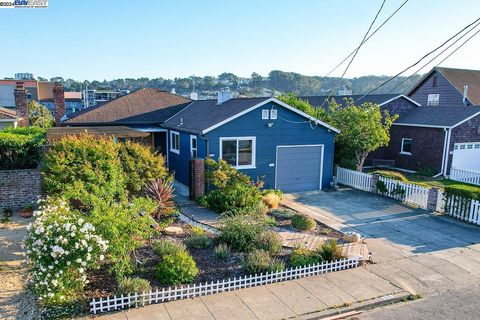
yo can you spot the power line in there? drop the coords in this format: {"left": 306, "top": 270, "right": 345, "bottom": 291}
{"left": 387, "top": 21, "right": 480, "bottom": 93}
{"left": 356, "top": 16, "right": 480, "bottom": 101}
{"left": 341, "top": 0, "right": 387, "bottom": 79}
{"left": 318, "top": 0, "right": 388, "bottom": 109}
{"left": 320, "top": 0, "right": 409, "bottom": 81}
{"left": 436, "top": 27, "right": 480, "bottom": 65}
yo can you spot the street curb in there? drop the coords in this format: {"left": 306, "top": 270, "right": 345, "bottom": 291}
{"left": 297, "top": 291, "right": 412, "bottom": 319}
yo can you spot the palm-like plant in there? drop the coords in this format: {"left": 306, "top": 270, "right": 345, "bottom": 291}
{"left": 144, "top": 179, "right": 176, "bottom": 219}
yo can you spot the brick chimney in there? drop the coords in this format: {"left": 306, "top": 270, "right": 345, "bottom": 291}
{"left": 14, "top": 82, "right": 29, "bottom": 127}
{"left": 53, "top": 82, "right": 66, "bottom": 126}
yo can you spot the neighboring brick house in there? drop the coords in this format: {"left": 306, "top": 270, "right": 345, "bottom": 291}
{"left": 306, "top": 67, "right": 480, "bottom": 175}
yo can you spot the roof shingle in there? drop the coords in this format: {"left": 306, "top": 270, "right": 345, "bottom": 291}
{"left": 436, "top": 67, "right": 480, "bottom": 106}
{"left": 0, "top": 106, "right": 17, "bottom": 120}
{"left": 65, "top": 88, "right": 190, "bottom": 125}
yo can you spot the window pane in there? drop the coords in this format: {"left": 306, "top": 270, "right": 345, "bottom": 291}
{"left": 192, "top": 138, "right": 197, "bottom": 149}
{"left": 402, "top": 139, "right": 412, "bottom": 153}
{"left": 222, "top": 140, "right": 237, "bottom": 166}
{"left": 238, "top": 139, "right": 253, "bottom": 166}
{"left": 174, "top": 134, "right": 180, "bottom": 150}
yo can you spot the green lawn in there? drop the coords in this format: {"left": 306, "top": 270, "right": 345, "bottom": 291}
{"left": 368, "top": 169, "right": 480, "bottom": 198}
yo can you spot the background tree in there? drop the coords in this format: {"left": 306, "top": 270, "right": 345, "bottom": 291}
{"left": 328, "top": 98, "right": 398, "bottom": 171}
{"left": 278, "top": 94, "right": 398, "bottom": 171}
{"left": 28, "top": 100, "right": 54, "bottom": 128}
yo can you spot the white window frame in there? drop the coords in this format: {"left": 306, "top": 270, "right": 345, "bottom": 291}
{"left": 270, "top": 108, "right": 278, "bottom": 120}
{"left": 170, "top": 130, "right": 180, "bottom": 154}
{"left": 427, "top": 93, "right": 440, "bottom": 106}
{"left": 219, "top": 136, "right": 256, "bottom": 169}
{"left": 190, "top": 135, "right": 197, "bottom": 158}
{"left": 400, "top": 138, "right": 412, "bottom": 155}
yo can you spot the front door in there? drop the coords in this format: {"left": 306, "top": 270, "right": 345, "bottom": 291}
{"left": 153, "top": 132, "right": 168, "bottom": 162}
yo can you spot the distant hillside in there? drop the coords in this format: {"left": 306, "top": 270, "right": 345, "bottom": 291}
{"left": 46, "top": 71, "right": 423, "bottom": 98}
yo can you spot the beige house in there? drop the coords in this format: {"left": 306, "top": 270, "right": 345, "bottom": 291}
{"left": 0, "top": 106, "right": 19, "bottom": 129}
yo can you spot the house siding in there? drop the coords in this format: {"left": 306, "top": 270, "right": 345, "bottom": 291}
{"left": 168, "top": 131, "right": 207, "bottom": 186}
{"left": 380, "top": 97, "right": 418, "bottom": 117}
{"left": 367, "top": 125, "right": 446, "bottom": 173}
{"left": 204, "top": 101, "right": 336, "bottom": 190}
{"left": 446, "top": 113, "right": 480, "bottom": 172}
{"left": 409, "top": 70, "right": 465, "bottom": 107}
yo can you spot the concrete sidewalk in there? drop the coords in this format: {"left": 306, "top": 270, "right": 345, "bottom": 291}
{"left": 94, "top": 267, "right": 406, "bottom": 320}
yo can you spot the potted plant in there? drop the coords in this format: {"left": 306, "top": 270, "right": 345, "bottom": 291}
{"left": 19, "top": 203, "right": 34, "bottom": 218}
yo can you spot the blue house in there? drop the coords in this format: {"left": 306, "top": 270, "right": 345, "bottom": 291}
{"left": 162, "top": 95, "right": 339, "bottom": 192}
{"left": 63, "top": 89, "right": 339, "bottom": 193}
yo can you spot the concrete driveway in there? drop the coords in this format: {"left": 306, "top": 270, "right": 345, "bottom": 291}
{"left": 283, "top": 187, "right": 480, "bottom": 299}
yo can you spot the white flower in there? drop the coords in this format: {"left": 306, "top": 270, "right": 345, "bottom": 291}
{"left": 66, "top": 261, "right": 71, "bottom": 266}
{"left": 87, "top": 246, "right": 92, "bottom": 253}
{"left": 99, "top": 254, "right": 104, "bottom": 261}
{"left": 78, "top": 267, "right": 84, "bottom": 273}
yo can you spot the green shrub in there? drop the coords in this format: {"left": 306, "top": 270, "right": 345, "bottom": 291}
{"left": 416, "top": 167, "right": 436, "bottom": 177}
{"left": 144, "top": 179, "right": 176, "bottom": 219}
{"left": 152, "top": 239, "right": 186, "bottom": 257}
{"left": 89, "top": 196, "right": 157, "bottom": 277}
{"left": 203, "top": 158, "right": 263, "bottom": 214}
{"left": 444, "top": 181, "right": 480, "bottom": 200}
{"left": 318, "top": 240, "right": 345, "bottom": 261}
{"left": 0, "top": 127, "right": 46, "bottom": 170}
{"left": 256, "top": 231, "right": 283, "bottom": 256}
{"left": 290, "top": 248, "right": 322, "bottom": 267}
{"left": 219, "top": 215, "right": 265, "bottom": 252}
{"left": 42, "top": 135, "right": 126, "bottom": 204}
{"left": 376, "top": 180, "right": 388, "bottom": 194}
{"left": 185, "top": 233, "right": 211, "bottom": 249}
{"left": 270, "top": 208, "right": 296, "bottom": 220}
{"left": 117, "top": 277, "right": 151, "bottom": 294}
{"left": 119, "top": 141, "right": 170, "bottom": 195}
{"left": 214, "top": 243, "right": 231, "bottom": 260}
{"left": 291, "top": 214, "right": 316, "bottom": 231}
{"left": 262, "top": 192, "right": 281, "bottom": 209}
{"left": 242, "top": 249, "right": 284, "bottom": 274}
{"left": 155, "top": 250, "right": 198, "bottom": 285}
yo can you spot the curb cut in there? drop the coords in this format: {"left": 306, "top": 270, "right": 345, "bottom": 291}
{"left": 298, "top": 291, "right": 412, "bottom": 319}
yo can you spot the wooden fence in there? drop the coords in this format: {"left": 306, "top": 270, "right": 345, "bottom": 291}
{"left": 336, "top": 167, "right": 372, "bottom": 192}
{"left": 450, "top": 167, "right": 480, "bottom": 186}
{"left": 378, "top": 176, "right": 429, "bottom": 209}
{"left": 443, "top": 194, "right": 480, "bottom": 225}
{"left": 90, "top": 257, "right": 360, "bottom": 314}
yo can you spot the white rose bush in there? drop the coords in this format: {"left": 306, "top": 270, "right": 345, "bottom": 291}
{"left": 24, "top": 198, "right": 108, "bottom": 305}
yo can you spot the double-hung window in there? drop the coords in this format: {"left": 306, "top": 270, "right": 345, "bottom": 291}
{"left": 401, "top": 138, "right": 412, "bottom": 155}
{"left": 220, "top": 137, "right": 255, "bottom": 169}
{"left": 170, "top": 131, "right": 180, "bottom": 154}
{"left": 427, "top": 94, "right": 439, "bottom": 106}
{"left": 190, "top": 135, "right": 197, "bottom": 158}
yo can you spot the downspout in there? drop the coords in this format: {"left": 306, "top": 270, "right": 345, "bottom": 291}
{"left": 435, "top": 128, "right": 449, "bottom": 177}
{"left": 443, "top": 128, "right": 452, "bottom": 177}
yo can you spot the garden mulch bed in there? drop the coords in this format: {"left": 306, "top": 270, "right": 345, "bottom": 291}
{"left": 83, "top": 220, "right": 292, "bottom": 302}
{"left": 269, "top": 207, "right": 343, "bottom": 240}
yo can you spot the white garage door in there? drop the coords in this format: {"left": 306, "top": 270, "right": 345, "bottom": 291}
{"left": 452, "top": 142, "right": 480, "bottom": 171}
{"left": 276, "top": 145, "right": 323, "bottom": 193}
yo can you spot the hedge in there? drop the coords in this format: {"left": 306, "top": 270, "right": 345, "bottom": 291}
{"left": 0, "top": 127, "right": 46, "bottom": 170}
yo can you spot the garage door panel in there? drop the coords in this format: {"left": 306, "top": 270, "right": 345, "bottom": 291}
{"left": 452, "top": 142, "right": 480, "bottom": 171}
{"left": 276, "top": 146, "right": 323, "bottom": 193}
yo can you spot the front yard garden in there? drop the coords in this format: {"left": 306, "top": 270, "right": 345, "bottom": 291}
{"left": 21, "top": 136, "right": 348, "bottom": 318}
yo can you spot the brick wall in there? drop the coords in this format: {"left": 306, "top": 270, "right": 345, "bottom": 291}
{"left": 0, "top": 169, "right": 43, "bottom": 211}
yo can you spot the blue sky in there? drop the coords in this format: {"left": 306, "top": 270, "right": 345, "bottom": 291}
{"left": 1, "top": 0, "right": 479, "bottom": 80}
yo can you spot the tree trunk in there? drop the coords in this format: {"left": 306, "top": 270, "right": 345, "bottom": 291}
{"left": 355, "top": 150, "right": 368, "bottom": 172}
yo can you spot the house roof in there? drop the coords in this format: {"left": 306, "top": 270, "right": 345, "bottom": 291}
{"left": 65, "top": 88, "right": 190, "bottom": 125}
{"left": 65, "top": 92, "right": 82, "bottom": 99}
{"left": 0, "top": 106, "right": 17, "bottom": 120}
{"left": 436, "top": 67, "right": 480, "bottom": 105}
{"left": 394, "top": 105, "right": 480, "bottom": 128}
{"left": 162, "top": 97, "right": 340, "bottom": 134}
{"left": 302, "top": 94, "right": 400, "bottom": 108}
{"left": 407, "top": 67, "right": 480, "bottom": 105}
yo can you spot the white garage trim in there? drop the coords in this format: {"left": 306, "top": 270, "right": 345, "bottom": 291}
{"left": 451, "top": 142, "right": 480, "bottom": 172}
{"left": 275, "top": 144, "right": 324, "bottom": 191}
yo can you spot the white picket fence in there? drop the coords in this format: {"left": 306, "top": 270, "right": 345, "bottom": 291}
{"left": 336, "top": 167, "right": 429, "bottom": 209}
{"left": 450, "top": 167, "right": 480, "bottom": 186}
{"left": 443, "top": 194, "right": 480, "bottom": 225}
{"left": 336, "top": 167, "right": 372, "bottom": 192}
{"left": 90, "top": 257, "right": 361, "bottom": 314}
{"left": 379, "top": 176, "right": 430, "bottom": 209}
